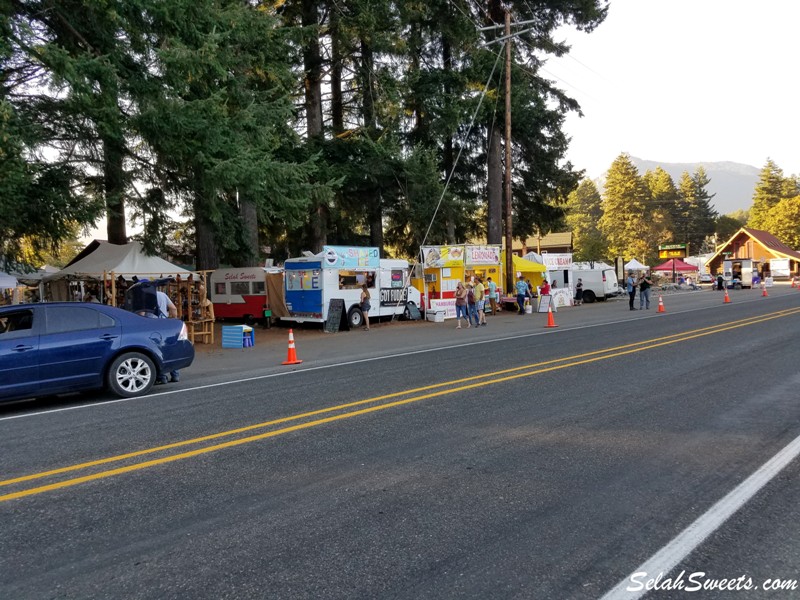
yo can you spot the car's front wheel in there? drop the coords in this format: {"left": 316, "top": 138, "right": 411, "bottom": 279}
{"left": 108, "top": 352, "right": 156, "bottom": 398}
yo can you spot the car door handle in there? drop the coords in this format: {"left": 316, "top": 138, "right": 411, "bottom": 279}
{"left": 99, "top": 334, "right": 119, "bottom": 341}
{"left": 13, "top": 345, "right": 34, "bottom": 352}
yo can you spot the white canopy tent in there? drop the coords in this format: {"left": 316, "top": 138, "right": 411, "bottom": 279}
{"left": 0, "top": 272, "right": 19, "bottom": 288}
{"left": 42, "top": 241, "right": 192, "bottom": 302}
{"left": 43, "top": 241, "right": 190, "bottom": 283}
{"left": 624, "top": 259, "right": 649, "bottom": 272}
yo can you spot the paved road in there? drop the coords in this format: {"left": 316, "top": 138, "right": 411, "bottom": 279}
{"left": 2, "top": 286, "right": 800, "bottom": 599}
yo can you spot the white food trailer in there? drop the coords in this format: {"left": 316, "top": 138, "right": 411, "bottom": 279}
{"left": 281, "top": 246, "right": 421, "bottom": 328}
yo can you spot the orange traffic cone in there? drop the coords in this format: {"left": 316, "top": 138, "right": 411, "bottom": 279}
{"left": 657, "top": 295, "right": 665, "bottom": 313}
{"left": 723, "top": 289, "right": 731, "bottom": 304}
{"left": 791, "top": 277, "right": 796, "bottom": 288}
{"left": 762, "top": 284, "right": 768, "bottom": 297}
{"left": 281, "top": 329, "right": 303, "bottom": 365}
{"left": 545, "top": 305, "right": 558, "bottom": 328}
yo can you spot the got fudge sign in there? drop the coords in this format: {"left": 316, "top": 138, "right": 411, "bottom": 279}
{"left": 380, "top": 287, "right": 408, "bottom": 306}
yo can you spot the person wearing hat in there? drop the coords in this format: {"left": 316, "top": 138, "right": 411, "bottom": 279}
{"left": 625, "top": 270, "right": 638, "bottom": 310}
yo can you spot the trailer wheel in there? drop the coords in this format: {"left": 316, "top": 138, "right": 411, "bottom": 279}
{"left": 348, "top": 307, "right": 365, "bottom": 328}
{"left": 582, "top": 290, "right": 596, "bottom": 303}
{"left": 244, "top": 314, "right": 256, "bottom": 326}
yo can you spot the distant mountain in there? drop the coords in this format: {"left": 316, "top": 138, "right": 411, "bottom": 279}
{"left": 630, "top": 157, "right": 759, "bottom": 216}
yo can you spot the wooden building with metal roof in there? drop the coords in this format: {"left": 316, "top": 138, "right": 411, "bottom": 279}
{"left": 705, "top": 227, "right": 800, "bottom": 277}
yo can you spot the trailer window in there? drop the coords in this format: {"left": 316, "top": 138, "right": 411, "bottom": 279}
{"left": 338, "top": 270, "right": 376, "bottom": 290}
{"left": 229, "top": 282, "right": 248, "bottom": 295}
{"left": 214, "top": 282, "right": 226, "bottom": 295}
{"left": 253, "top": 281, "right": 265, "bottom": 294}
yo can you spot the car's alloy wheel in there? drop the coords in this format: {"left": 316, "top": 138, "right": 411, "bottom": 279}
{"left": 108, "top": 352, "right": 156, "bottom": 398}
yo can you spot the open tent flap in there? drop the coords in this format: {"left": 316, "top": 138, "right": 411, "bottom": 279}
{"left": 265, "top": 272, "right": 290, "bottom": 318}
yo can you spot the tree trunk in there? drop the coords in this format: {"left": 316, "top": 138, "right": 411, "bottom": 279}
{"left": 487, "top": 125, "right": 503, "bottom": 244}
{"left": 103, "top": 134, "right": 127, "bottom": 244}
{"left": 330, "top": 7, "right": 344, "bottom": 135}
{"left": 303, "top": 0, "right": 326, "bottom": 253}
{"left": 101, "top": 77, "right": 127, "bottom": 244}
{"left": 360, "top": 38, "right": 382, "bottom": 252}
{"left": 239, "top": 193, "right": 259, "bottom": 267}
{"left": 369, "top": 193, "right": 384, "bottom": 253}
{"left": 302, "top": 0, "right": 324, "bottom": 137}
{"left": 195, "top": 204, "right": 219, "bottom": 270}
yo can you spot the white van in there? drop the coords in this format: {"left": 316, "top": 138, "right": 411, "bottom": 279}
{"left": 574, "top": 268, "right": 619, "bottom": 303}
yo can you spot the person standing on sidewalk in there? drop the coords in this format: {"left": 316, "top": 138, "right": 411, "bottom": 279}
{"left": 360, "top": 284, "right": 371, "bottom": 331}
{"left": 638, "top": 272, "right": 653, "bottom": 309}
{"left": 486, "top": 277, "right": 498, "bottom": 315}
{"left": 454, "top": 281, "right": 468, "bottom": 328}
{"left": 154, "top": 289, "right": 181, "bottom": 383}
{"left": 574, "top": 278, "right": 584, "bottom": 306}
{"left": 515, "top": 275, "right": 528, "bottom": 315}
{"left": 466, "top": 283, "right": 478, "bottom": 327}
{"left": 474, "top": 277, "right": 487, "bottom": 326}
{"left": 626, "top": 271, "right": 637, "bottom": 310}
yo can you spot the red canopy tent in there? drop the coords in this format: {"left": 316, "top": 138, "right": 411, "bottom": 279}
{"left": 652, "top": 258, "right": 696, "bottom": 272}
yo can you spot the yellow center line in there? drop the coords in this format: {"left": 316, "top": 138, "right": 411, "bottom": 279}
{"left": 2, "top": 307, "right": 798, "bottom": 503}
{"left": 1, "top": 310, "right": 784, "bottom": 488}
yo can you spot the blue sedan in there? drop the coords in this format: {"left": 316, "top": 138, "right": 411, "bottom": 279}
{"left": 0, "top": 302, "right": 195, "bottom": 402}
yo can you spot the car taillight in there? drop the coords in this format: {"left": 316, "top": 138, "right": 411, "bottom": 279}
{"left": 178, "top": 323, "right": 189, "bottom": 341}
{"left": 602, "top": 273, "right": 606, "bottom": 282}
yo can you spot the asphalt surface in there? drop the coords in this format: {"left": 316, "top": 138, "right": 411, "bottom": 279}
{"left": 2, "top": 285, "right": 800, "bottom": 599}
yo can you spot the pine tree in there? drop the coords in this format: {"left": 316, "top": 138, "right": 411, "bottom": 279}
{"left": 136, "top": 0, "right": 327, "bottom": 268}
{"left": 599, "top": 154, "right": 654, "bottom": 261}
{"left": 674, "top": 167, "right": 716, "bottom": 253}
{"left": 748, "top": 159, "right": 785, "bottom": 229}
{"left": 642, "top": 167, "right": 680, "bottom": 249}
{"left": 685, "top": 166, "right": 717, "bottom": 253}
{"left": 564, "top": 179, "right": 607, "bottom": 261}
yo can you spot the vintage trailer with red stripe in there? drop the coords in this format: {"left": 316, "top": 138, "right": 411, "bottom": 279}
{"left": 209, "top": 268, "right": 267, "bottom": 323}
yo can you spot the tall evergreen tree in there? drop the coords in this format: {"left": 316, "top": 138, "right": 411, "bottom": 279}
{"left": 748, "top": 159, "right": 785, "bottom": 230}
{"left": 564, "top": 178, "right": 606, "bottom": 261}
{"left": 2, "top": 0, "right": 153, "bottom": 246}
{"left": 599, "top": 154, "right": 655, "bottom": 261}
{"left": 137, "top": 0, "right": 326, "bottom": 268}
{"left": 682, "top": 166, "right": 717, "bottom": 253}
{"left": 642, "top": 167, "right": 680, "bottom": 247}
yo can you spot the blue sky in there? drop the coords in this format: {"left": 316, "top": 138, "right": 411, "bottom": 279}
{"left": 547, "top": 0, "right": 800, "bottom": 179}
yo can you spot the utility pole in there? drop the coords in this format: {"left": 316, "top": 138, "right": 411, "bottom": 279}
{"left": 504, "top": 9, "right": 514, "bottom": 295}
